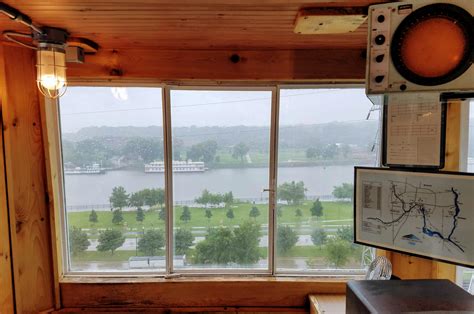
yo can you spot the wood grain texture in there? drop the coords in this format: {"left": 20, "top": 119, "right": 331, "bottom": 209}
{"left": 40, "top": 96, "right": 64, "bottom": 310}
{"left": 389, "top": 101, "right": 461, "bottom": 282}
{"left": 60, "top": 278, "right": 345, "bottom": 308}
{"left": 309, "top": 294, "right": 345, "bottom": 314}
{"left": 0, "top": 0, "right": 387, "bottom": 50}
{"left": 0, "top": 44, "right": 56, "bottom": 313}
{"left": 49, "top": 307, "right": 308, "bottom": 313}
{"left": 0, "top": 70, "right": 15, "bottom": 313}
{"left": 66, "top": 48, "right": 366, "bottom": 81}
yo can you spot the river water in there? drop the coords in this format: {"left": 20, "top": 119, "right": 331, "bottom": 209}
{"left": 64, "top": 165, "right": 362, "bottom": 207}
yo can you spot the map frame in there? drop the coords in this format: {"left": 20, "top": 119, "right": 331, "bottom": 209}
{"left": 354, "top": 166, "right": 474, "bottom": 268}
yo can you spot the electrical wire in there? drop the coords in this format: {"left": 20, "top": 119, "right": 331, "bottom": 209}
{"left": 2, "top": 31, "right": 36, "bottom": 50}
{"left": 0, "top": 3, "right": 42, "bottom": 34}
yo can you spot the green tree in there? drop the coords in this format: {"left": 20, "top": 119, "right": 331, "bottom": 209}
{"left": 311, "top": 228, "right": 328, "bottom": 249}
{"left": 136, "top": 207, "right": 145, "bottom": 223}
{"left": 110, "top": 186, "right": 129, "bottom": 209}
{"left": 123, "top": 138, "right": 163, "bottom": 163}
{"left": 112, "top": 209, "right": 124, "bottom": 225}
{"left": 277, "top": 181, "right": 306, "bottom": 205}
{"left": 205, "top": 209, "right": 213, "bottom": 223}
{"left": 195, "top": 189, "right": 211, "bottom": 207}
{"left": 306, "top": 146, "right": 322, "bottom": 159}
{"left": 129, "top": 191, "right": 145, "bottom": 209}
{"left": 180, "top": 206, "right": 191, "bottom": 224}
{"left": 277, "top": 225, "right": 298, "bottom": 254}
{"left": 232, "top": 142, "right": 250, "bottom": 162}
{"left": 187, "top": 140, "right": 218, "bottom": 164}
{"left": 332, "top": 183, "right": 354, "bottom": 201}
{"left": 159, "top": 207, "right": 166, "bottom": 221}
{"left": 175, "top": 228, "right": 194, "bottom": 255}
{"left": 249, "top": 206, "right": 261, "bottom": 220}
{"left": 209, "top": 193, "right": 223, "bottom": 207}
{"left": 223, "top": 191, "right": 234, "bottom": 206}
{"left": 336, "top": 225, "right": 354, "bottom": 243}
{"left": 277, "top": 206, "right": 283, "bottom": 218}
{"left": 194, "top": 227, "right": 235, "bottom": 264}
{"left": 138, "top": 230, "right": 165, "bottom": 256}
{"left": 140, "top": 188, "right": 165, "bottom": 208}
{"left": 69, "top": 227, "right": 90, "bottom": 256}
{"left": 322, "top": 144, "right": 338, "bottom": 159}
{"left": 89, "top": 209, "right": 98, "bottom": 224}
{"left": 232, "top": 221, "right": 261, "bottom": 264}
{"left": 97, "top": 229, "right": 125, "bottom": 255}
{"left": 295, "top": 208, "right": 303, "bottom": 218}
{"left": 226, "top": 208, "right": 235, "bottom": 221}
{"left": 325, "top": 239, "right": 351, "bottom": 268}
{"left": 310, "top": 198, "right": 324, "bottom": 220}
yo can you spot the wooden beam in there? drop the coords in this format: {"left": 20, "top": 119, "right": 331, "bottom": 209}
{"left": 0, "top": 44, "right": 56, "bottom": 313}
{"left": 50, "top": 306, "right": 308, "bottom": 313}
{"left": 67, "top": 49, "right": 366, "bottom": 82}
{"left": 389, "top": 100, "right": 462, "bottom": 281}
{"left": 0, "top": 84, "right": 15, "bottom": 313}
{"left": 60, "top": 278, "right": 346, "bottom": 308}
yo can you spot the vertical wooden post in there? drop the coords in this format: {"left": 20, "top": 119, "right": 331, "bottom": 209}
{"left": 431, "top": 100, "right": 461, "bottom": 281}
{"left": 0, "top": 104, "right": 15, "bottom": 313}
{"left": 0, "top": 44, "right": 56, "bottom": 312}
{"left": 387, "top": 100, "right": 461, "bottom": 281}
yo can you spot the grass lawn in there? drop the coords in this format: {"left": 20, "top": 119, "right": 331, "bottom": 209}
{"left": 68, "top": 201, "right": 353, "bottom": 231}
{"left": 70, "top": 245, "right": 363, "bottom": 269}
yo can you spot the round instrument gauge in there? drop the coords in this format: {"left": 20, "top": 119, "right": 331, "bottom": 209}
{"left": 391, "top": 3, "right": 473, "bottom": 86}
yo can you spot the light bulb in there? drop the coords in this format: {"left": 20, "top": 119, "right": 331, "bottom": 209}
{"left": 36, "top": 44, "right": 67, "bottom": 98}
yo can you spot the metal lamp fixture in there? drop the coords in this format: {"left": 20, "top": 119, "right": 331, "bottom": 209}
{"left": 36, "top": 44, "right": 67, "bottom": 98}
{"left": 34, "top": 28, "right": 69, "bottom": 98}
{"left": 1, "top": 2, "right": 98, "bottom": 99}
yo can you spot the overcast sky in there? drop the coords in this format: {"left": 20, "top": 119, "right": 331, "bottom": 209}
{"left": 60, "top": 87, "right": 474, "bottom": 133}
{"left": 59, "top": 87, "right": 377, "bottom": 133}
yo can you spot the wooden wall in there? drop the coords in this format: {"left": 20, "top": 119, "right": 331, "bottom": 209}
{"left": 67, "top": 48, "right": 367, "bottom": 82}
{"left": 0, "top": 41, "right": 465, "bottom": 313}
{"left": 0, "top": 108, "right": 15, "bottom": 314}
{"left": 0, "top": 45, "right": 56, "bottom": 313}
{"left": 379, "top": 100, "right": 461, "bottom": 281}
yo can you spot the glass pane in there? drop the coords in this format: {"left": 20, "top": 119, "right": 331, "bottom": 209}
{"left": 59, "top": 87, "right": 165, "bottom": 272}
{"left": 170, "top": 89, "right": 272, "bottom": 271}
{"left": 276, "top": 88, "right": 378, "bottom": 274}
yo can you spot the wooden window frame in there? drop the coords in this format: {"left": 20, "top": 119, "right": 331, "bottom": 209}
{"left": 41, "top": 81, "right": 376, "bottom": 309}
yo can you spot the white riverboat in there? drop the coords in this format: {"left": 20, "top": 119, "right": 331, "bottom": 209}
{"left": 145, "top": 160, "right": 206, "bottom": 173}
{"left": 64, "top": 163, "right": 104, "bottom": 175}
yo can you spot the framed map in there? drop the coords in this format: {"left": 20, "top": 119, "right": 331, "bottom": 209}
{"left": 354, "top": 167, "right": 474, "bottom": 268}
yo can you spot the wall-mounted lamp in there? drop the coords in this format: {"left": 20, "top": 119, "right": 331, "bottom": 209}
{"left": 1, "top": 2, "right": 97, "bottom": 99}
{"left": 34, "top": 28, "right": 68, "bottom": 98}
{"left": 36, "top": 44, "right": 67, "bottom": 98}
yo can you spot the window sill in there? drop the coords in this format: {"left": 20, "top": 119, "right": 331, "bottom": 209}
{"left": 60, "top": 276, "right": 348, "bottom": 309}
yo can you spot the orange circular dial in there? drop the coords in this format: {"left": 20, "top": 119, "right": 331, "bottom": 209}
{"left": 400, "top": 17, "right": 467, "bottom": 78}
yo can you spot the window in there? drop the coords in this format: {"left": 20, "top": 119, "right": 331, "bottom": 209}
{"left": 170, "top": 88, "right": 272, "bottom": 271}
{"left": 58, "top": 85, "right": 378, "bottom": 275}
{"left": 60, "top": 87, "right": 165, "bottom": 272}
{"left": 275, "top": 88, "right": 378, "bottom": 274}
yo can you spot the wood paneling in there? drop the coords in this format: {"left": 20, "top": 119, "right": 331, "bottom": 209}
{"left": 51, "top": 307, "right": 308, "bottom": 313}
{"left": 66, "top": 48, "right": 366, "bottom": 81}
{"left": 0, "top": 44, "right": 56, "bottom": 313}
{"left": 0, "top": 92, "right": 15, "bottom": 313}
{"left": 60, "top": 278, "right": 345, "bottom": 309}
{"left": 309, "top": 294, "right": 345, "bottom": 314}
{"left": 389, "top": 101, "right": 461, "bottom": 282}
{"left": 0, "top": 1, "right": 386, "bottom": 50}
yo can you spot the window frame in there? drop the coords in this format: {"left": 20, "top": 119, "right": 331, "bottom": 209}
{"left": 46, "top": 82, "right": 373, "bottom": 278}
